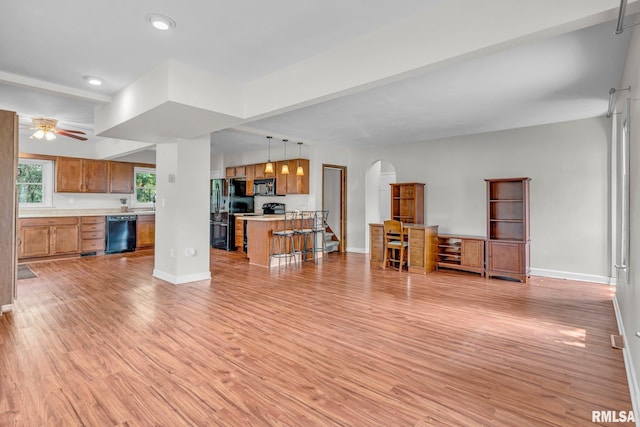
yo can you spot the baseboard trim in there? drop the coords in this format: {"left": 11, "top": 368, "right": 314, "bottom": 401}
{"left": 1, "top": 304, "right": 14, "bottom": 314}
{"left": 530, "top": 268, "right": 613, "bottom": 285}
{"left": 613, "top": 295, "right": 640, "bottom": 418}
{"left": 347, "top": 247, "right": 367, "bottom": 254}
{"left": 152, "top": 269, "right": 211, "bottom": 285}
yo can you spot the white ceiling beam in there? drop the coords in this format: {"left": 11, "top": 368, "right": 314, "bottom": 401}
{"left": 0, "top": 70, "right": 111, "bottom": 104}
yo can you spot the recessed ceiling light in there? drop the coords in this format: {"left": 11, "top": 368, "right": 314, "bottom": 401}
{"left": 146, "top": 13, "right": 176, "bottom": 31}
{"left": 83, "top": 76, "right": 102, "bottom": 86}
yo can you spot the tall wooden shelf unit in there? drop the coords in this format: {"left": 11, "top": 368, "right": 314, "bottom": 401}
{"left": 485, "top": 177, "right": 530, "bottom": 283}
{"left": 390, "top": 183, "right": 424, "bottom": 224}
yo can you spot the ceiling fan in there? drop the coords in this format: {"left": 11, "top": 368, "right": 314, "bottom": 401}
{"left": 28, "top": 117, "right": 88, "bottom": 141}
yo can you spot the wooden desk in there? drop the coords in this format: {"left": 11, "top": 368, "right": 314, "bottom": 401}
{"left": 369, "top": 223, "right": 438, "bottom": 274}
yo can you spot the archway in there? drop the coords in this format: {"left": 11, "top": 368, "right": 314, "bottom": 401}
{"left": 364, "top": 160, "right": 396, "bottom": 253}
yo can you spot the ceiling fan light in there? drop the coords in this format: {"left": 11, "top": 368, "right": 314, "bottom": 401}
{"left": 32, "top": 129, "right": 45, "bottom": 139}
{"left": 45, "top": 131, "right": 56, "bottom": 141}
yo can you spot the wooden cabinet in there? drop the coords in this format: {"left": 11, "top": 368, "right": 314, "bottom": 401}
{"left": 56, "top": 157, "right": 108, "bottom": 193}
{"left": 369, "top": 223, "right": 438, "bottom": 274}
{"left": 235, "top": 216, "right": 244, "bottom": 252}
{"left": 0, "top": 110, "right": 18, "bottom": 309}
{"left": 245, "top": 165, "right": 255, "bottom": 196}
{"left": 407, "top": 225, "right": 439, "bottom": 274}
{"left": 226, "top": 166, "right": 246, "bottom": 178}
{"left": 276, "top": 159, "right": 309, "bottom": 195}
{"left": 253, "top": 163, "right": 275, "bottom": 179}
{"left": 18, "top": 217, "right": 80, "bottom": 260}
{"left": 81, "top": 216, "right": 105, "bottom": 253}
{"left": 109, "top": 161, "right": 134, "bottom": 193}
{"left": 437, "top": 235, "right": 485, "bottom": 276}
{"left": 485, "top": 178, "right": 530, "bottom": 282}
{"left": 390, "top": 183, "right": 424, "bottom": 224}
{"left": 136, "top": 214, "right": 155, "bottom": 249}
{"left": 369, "top": 223, "right": 385, "bottom": 266}
{"left": 227, "top": 160, "right": 308, "bottom": 195}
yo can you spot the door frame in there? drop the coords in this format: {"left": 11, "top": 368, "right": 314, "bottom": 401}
{"left": 322, "top": 164, "right": 347, "bottom": 252}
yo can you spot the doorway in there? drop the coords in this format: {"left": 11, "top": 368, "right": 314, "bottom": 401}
{"left": 322, "top": 164, "right": 347, "bottom": 252}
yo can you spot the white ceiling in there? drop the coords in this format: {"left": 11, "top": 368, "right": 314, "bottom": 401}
{"left": 0, "top": 1, "right": 634, "bottom": 156}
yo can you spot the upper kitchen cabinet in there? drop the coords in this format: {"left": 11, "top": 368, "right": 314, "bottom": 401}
{"left": 226, "top": 165, "right": 246, "bottom": 178}
{"left": 245, "top": 164, "right": 255, "bottom": 196}
{"left": 56, "top": 157, "right": 109, "bottom": 193}
{"left": 276, "top": 159, "right": 309, "bottom": 195}
{"left": 109, "top": 161, "right": 134, "bottom": 194}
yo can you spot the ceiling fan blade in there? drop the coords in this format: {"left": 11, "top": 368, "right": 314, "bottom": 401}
{"left": 56, "top": 128, "right": 86, "bottom": 135}
{"left": 56, "top": 130, "right": 88, "bottom": 141}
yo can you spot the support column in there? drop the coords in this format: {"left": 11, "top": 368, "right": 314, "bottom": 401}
{"left": 153, "top": 136, "right": 211, "bottom": 284}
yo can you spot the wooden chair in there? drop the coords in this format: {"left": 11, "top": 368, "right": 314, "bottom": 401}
{"left": 383, "top": 219, "right": 407, "bottom": 271}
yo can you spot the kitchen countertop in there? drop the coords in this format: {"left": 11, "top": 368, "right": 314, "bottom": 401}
{"left": 237, "top": 214, "right": 285, "bottom": 221}
{"left": 19, "top": 209, "right": 156, "bottom": 218}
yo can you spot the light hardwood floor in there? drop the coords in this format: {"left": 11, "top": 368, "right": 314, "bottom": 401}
{"left": 0, "top": 250, "right": 631, "bottom": 426}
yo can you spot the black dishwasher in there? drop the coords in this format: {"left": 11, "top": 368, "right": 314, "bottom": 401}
{"left": 106, "top": 215, "right": 137, "bottom": 254}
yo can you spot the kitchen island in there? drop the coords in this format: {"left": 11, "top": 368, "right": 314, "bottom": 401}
{"left": 238, "top": 215, "right": 289, "bottom": 267}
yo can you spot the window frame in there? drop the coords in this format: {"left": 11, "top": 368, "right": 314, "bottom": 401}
{"left": 132, "top": 166, "right": 157, "bottom": 208}
{"left": 17, "top": 158, "right": 54, "bottom": 208}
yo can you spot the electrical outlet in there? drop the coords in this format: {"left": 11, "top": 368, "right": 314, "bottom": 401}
{"left": 184, "top": 248, "right": 196, "bottom": 257}
{"left": 170, "top": 249, "right": 174, "bottom": 258}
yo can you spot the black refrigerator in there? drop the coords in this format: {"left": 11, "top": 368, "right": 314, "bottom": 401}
{"left": 210, "top": 178, "right": 254, "bottom": 250}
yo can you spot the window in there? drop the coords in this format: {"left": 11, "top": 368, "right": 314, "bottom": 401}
{"left": 17, "top": 159, "right": 53, "bottom": 207}
{"left": 132, "top": 167, "right": 156, "bottom": 207}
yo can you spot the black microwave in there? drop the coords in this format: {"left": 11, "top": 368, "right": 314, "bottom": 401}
{"left": 253, "top": 178, "right": 276, "bottom": 196}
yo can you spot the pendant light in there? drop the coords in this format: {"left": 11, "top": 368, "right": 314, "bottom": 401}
{"left": 265, "top": 136, "right": 274, "bottom": 174}
{"left": 296, "top": 142, "right": 304, "bottom": 176}
{"left": 281, "top": 139, "right": 290, "bottom": 174}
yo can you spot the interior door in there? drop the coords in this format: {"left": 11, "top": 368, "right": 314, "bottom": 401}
{"left": 322, "top": 164, "right": 347, "bottom": 252}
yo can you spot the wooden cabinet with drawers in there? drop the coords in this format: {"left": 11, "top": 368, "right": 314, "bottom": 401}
{"left": 369, "top": 223, "right": 385, "bottom": 267}
{"left": 136, "top": 214, "right": 155, "bottom": 249}
{"left": 81, "top": 216, "right": 105, "bottom": 253}
{"left": 19, "top": 217, "right": 80, "bottom": 260}
{"left": 235, "top": 216, "right": 245, "bottom": 252}
{"left": 406, "top": 225, "right": 439, "bottom": 274}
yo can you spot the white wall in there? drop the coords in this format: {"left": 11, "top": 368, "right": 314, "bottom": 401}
{"left": 613, "top": 18, "right": 640, "bottom": 416}
{"left": 362, "top": 118, "right": 611, "bottom": 280}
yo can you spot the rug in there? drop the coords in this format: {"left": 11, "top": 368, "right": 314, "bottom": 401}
{"left": 17, "top": 265, "right": 36, "bottom": 280}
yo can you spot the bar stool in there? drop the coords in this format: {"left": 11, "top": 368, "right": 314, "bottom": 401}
{"left": 294, "top": 211, "right": 315, "bottom": 262}
{"left": 309, "top": 210, "right": 329, "bottom": 262}
{"left": 270, "top": 211, "right": 297, "bottom": 267}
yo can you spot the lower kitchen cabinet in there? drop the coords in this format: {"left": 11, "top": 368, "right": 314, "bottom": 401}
{"left": 136, "top": 214, "right": 155, "bottom": 249}
{"left": 19, "top": 217, "right": 80, "bottom": 260}
{"left": 235, "top": 217, "right": 244, "bottom": 252}
{"left": 81, "top": 216, "right": 105, "bottom": 253}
